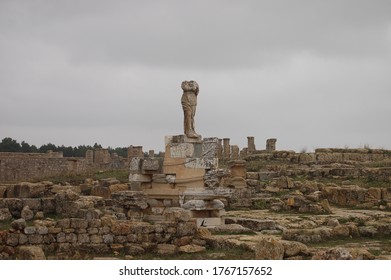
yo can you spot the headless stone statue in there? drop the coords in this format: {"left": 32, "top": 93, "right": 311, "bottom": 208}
{"left": 181, "top": 80, "right": 200, "bottom": 138}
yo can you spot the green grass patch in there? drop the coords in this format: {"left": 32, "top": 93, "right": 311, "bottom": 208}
{"left": 35, "top": 169, "right": 129, "bottom": 185}
{"left": 0, "top": 220, "right": 12, "bottom": 231}
{"left": 212, "top": 231, "right": 257, "bottom": 236}
{"left": 309, "top": 237, "right": 391, "bottom": 249}
{"left": 132, "top": 247, "right": 255, "bottom": 260}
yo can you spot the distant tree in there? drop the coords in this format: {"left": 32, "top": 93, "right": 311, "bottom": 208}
{"left": 109, "top": 147, "right": 128, "bottom": 158}
{"left": 38, "top": 143, "right": 57, "bottom": 153}
{"left": 93, "top": 143, "right": 102, "bottom": 149}
{"left": 0, "top": 137, "right": 21, "bottom": 152}
{"left": 0, "top": 137, "right": 133, "bottom": 158}
{"left": 21, "top": 141, "right": 32, "bottom": 152}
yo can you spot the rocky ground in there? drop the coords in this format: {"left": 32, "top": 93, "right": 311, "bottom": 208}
{"left": 1, "top": 148, "right": 391, "bottom": 260}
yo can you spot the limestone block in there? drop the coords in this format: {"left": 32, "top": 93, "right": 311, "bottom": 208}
{"left": 5, "top": 198, "right": 23, "bottom": 212}
{"left": 196, "top": 217, "right": 223, "bottom": 227}
{"left": 298, "top": 153, "right": 316, "bottom": 164}
{"left": 0, "top": 186, "right": 6, "bottom": 198}
{"left": 230, "top": 177, "right": 247, "bottom": 189}
{"left": 90, "top": 186, "right": 111, "bottom": 199}
{"left": 56, "top": 232, "right": 66, "bottom": 243}
{"left": 70, "top": 218, "right": 89, "bottom": 230}
{"left": 102, "top": 234, "right": 114, "bottom": 244}
{"left": 163, "top": 207, "right": 192, "bottom": 222}
{"left": 202, "top": 138, "right": 220, "bottom": 159}
{"left": 276, "top": 176, "right": 294, "bottom": 189}
{"left": 111, "top": 191, "right": 148, "bottom": 209}
{"left": 254, "top": 238, "right": 284, "bottom": 260}
{"left": 279, "top": 240, "right": 309, "bottom": 258}
{"left": 127, "top": 209, "right": 144, "bottom": 220}
{"left": 184, "top": 158, "right": 218, "bottom": 169}
{"left": 177, "top": 221, "right": 197, "bottom": 236}
{"left": 0, "top": 208, "right": 12, "bottom": 222}
{"left": 179, "top": 244, "right": 206, "bottom": 253}
{"left": 11, "top": 218, "right": 26, "bottom": 231}
{"left": 90, "top": 234, "right": 103, "bottom": 244}
{"left": 41, "top": 197, "right": 56, "bottom": 214}
{"left": 22, "top": 198, "right": 42, "bottom": 211}
{"left": 19, "top": 234, "right": 28, "bottom": 245}
{"left": 312, "top": 247, "right": 352, "bottom": 260}
{"left": 34, "top": 211, "right": 44, "bottom": 220}
{"left": 37, "top": 226, "right": 48, "bottom": 235}
{"left": 152, "top": 174, "right": 167, "bottom": 184}
{"left": 109, "top": 184, "right": 129, "bottom": 193}
{"left": 128, "top": 181, "right": 142, "bottom": 191}
{"left": 168, "top": 143, "right": 196, "bottom": 158}
{"left": 28, "top": 234, "right": 43, "bottom": 244}
{"left": 157, "top": 244, "right": 177, "bottom": 255}
{"left": 246, "top": 172, "right": 259, "bottom": 180}
{"left": 110, "top": 221, "right": 132, "bottom": 235}
{"left": 10, "top": 183, "right": 30, "bottom": 198}
{"left": 99, "top": 178, "right": 120, "bottom": 187}
{"left": 21, "top": 206, "right": 34, "bottom": 221}
{"left": 17, "top": 246, "right": 46, "bottom": 260}
{"left": 182, "top": 200, "right": 205, "bottom": 210}
{"left": 65, "top": 233, "right": 77, "bottom": 243}
{"left": 142, "top": 158, "right": 160, "bottom": 171}
{"left": 6, "top": 232, "right": 19, "bottom": 246}
{"left": 229, "top": 160, "right": 246, "bottom": 178}
{"left": 259, "top": 171, "right": 279, "bottom": 180}
{"left": 51, "top": 185, "right": 81, "bottom": 195}
{"left": 367, "top": 188, "right": 382, "bottom": 200}
{"left": 332, "top": 225, "right": 351, "bottom": 237}
{"left": 129, "top": 174, "right": 152, "bottom": 183}
{"left": 129, "top": 157, "right": 142, "bottom": 173}
{"left": 125, "top": 244, "right": 145, "bottom": 255}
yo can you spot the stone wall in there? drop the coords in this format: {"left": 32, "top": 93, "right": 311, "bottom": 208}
{"left": 246, "top": 148, "right": 391, "bottom": 164}
{"left": 0, "top": 151, "right": 127, "bottom": 183}
{"left": 0, "top": 215, "right": 197, "bottom": 259}
{"left": 0, "top": 186, "right": 199, "bottom": 259}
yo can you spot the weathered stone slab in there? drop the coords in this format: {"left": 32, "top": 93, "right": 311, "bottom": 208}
{"left": 142, "top": 158, "right": 160, "bottom": 171}
{"left": 17, "top": 246, "right": 46, "bottom": 260}
{"left": 129, "top": 174, "right": 151, "bottom": 183}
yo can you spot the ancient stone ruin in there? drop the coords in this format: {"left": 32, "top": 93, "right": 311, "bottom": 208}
{"left": 1, "top": 81, "right": 391, "bottom": 260}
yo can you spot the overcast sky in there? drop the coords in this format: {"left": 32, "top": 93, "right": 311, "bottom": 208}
{"left": 1, "top": 0, "right": 390, "bottom": 153}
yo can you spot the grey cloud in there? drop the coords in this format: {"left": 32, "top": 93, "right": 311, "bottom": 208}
{"left": 0, "top": 0, "right": 390, "bottom": 151}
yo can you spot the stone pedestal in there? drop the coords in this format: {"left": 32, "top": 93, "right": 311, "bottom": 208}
{"left": 163, "top": 135, "right": 218, "bottom": 189}
{"left": 129, "top": 134, "right": 226, "bottom": 227}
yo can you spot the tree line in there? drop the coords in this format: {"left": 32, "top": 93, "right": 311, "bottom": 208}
{"left": 0, "top": 137, "right": 128, "bottom": 158}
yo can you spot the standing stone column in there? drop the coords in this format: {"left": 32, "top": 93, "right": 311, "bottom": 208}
{"left": 223, "top": 138, "right": 231, "bottom": 160}
{"left": 240, "top": 148, "right": 248, "bottom": 158}
{"left": 266, "top": 138, "right": 277, "bottom": 153}
{"left": 148, "top": 150, "right": 155, "bottom": 157}
{"left": 217, "top": 139, "right": 223, "bottom": 160}
{"left": 231, "top": 145, "right": 239, "bottom": 160}
{"left": 247, "top": 136, "right": 256, "bottom": 153}
{"left": 128, "top": 146, "right": 144, "bottom": 159}
{"left": 85, "top": 150, "right": 94, "bottom": 163}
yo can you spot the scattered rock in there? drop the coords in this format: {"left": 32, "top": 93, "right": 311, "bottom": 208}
{"left": 21, "top": 206, "right": 34, "bottom": 221}
{"left": 280, "top": 240, "right": 310, "bottom": 258}
{"left": 178, "top": 244, "right": 206, "bottom": 253}
{"left": 11, "top": 219, "right": 26, "bottom": 231}
{"left": 17, "top": 246, "right": 46, "bottom": 260}
{"left": 157, "top": 244, "right": 177, "bottom": 255}
{"left": 0, "top": 208, "right": 12, "bottom": 222}
{"left": 254, "top": 238, "right": 284, "bottom": 260}
{"left": 312, "top": 247, "right": 352, "bottom": 260}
